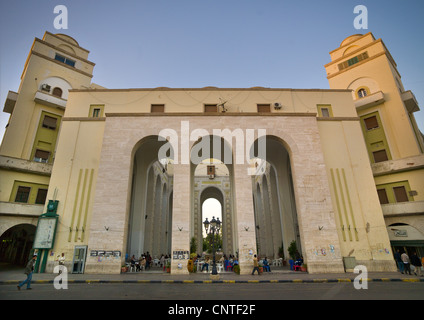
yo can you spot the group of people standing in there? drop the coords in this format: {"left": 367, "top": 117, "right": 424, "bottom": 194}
{"left": 394, "top": 250, "right": 423, "bottom": 276}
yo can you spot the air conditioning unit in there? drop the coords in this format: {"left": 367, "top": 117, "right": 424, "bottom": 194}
{"left": 41, "top": 84, "right": 51, "bottom": 92}
{"left": 274, "top": 102, "right": 282, "bottom": 110}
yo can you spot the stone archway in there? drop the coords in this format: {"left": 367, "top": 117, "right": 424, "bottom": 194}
{"left": 0, "top": 224, "right": 36, "bottom": 266}
{"left": 126, "top": 135, "right": 174, "bottom": 260}
{"left": 250, "top": 136, "right": 302, "bottom": 260}
{"left": 190, "top": 135, "right": 237, "bottom": 257}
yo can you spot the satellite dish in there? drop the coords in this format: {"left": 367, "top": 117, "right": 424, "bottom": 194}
{"left": 217, "top": 98, "right": 228, "bottom": 112}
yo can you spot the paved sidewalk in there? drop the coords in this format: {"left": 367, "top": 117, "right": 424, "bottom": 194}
{"left": 1, "top": 264, "right": 423, "bottom": 284}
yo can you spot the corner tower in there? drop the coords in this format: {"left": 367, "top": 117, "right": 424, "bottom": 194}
{"left": 0, "top": 32, "right": 95, "bottom": 266}
{"left": 325, "top": 33, "right": 424, "bottom": 257}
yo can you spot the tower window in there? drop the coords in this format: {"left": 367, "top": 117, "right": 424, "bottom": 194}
{"left": 338, "top": 52, "right": 369, "bottom": 71}
{"left": 52, "top": 87, "right": 63, "bottom": 98}
{"left": 54, "top": 53, "right": 76, "bottom": 68}
{"left": 33, "top": 149, "right": 50, "bottom": 163}
{"left": 377, "top": 189, "right": 389, "bottom": 204}
{"left": 35, "top": 189, "right": 48, "bottom": 204}
{"left": 372, "top": 149, "right": 388, "bottom": 163}
{"left": 42, "top": 115, "right": 58, "bottom": 130}
{"left": 364, "top": 116, "right": 379, "bottom": 130}
{"left": 393, "top": 186, "right": 409, "bottom": 203}
{"left": 15, "top": 186, "right": 31, "bottom": 203}
{"left": 358, "top": 88, "right": 367, "bottom": 98}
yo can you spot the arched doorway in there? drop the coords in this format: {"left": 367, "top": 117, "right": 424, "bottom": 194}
{"left": 190, "top": 135, "right": 237, "bottom": 257}
{"left": 250, "top": 135, "right": 301, "bottom": 259}
{"left": 127, "top": 135, "right": 174, "bottom": 260}
{"left": 0, "top": 224, "right": 36, "bottom": 266}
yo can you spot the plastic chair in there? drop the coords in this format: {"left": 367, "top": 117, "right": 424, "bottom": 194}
{"left": 217, "top": 263, "right": 224, "bottom": 273}
{"left": 289, "top": 259, "right": 294, "bottom": 270}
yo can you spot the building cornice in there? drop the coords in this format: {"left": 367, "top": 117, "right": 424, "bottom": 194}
{"left": 35, "top": 38, "right": 95, "bottom": 66}
{"left": 69, "top": 87, "right": 352, "bottom": 93}
{"left": 31, "top": 51, "right": 94, "bottom": 78}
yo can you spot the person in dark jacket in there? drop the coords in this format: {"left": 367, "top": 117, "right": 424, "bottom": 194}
{"left": 17, "top": 254, "right": 37, "bottom": 290}
{"left": 410, "top": 252, "right": 422, "bottom": 277}
{"left": 394, "top": 250, "right": 404, "bottom": 274}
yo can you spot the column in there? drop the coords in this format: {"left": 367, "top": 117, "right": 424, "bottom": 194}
{"left": 233, "top": 163, "right": 257, "bottom": 275}
{"left": 170, "top": 164, "right": 191, "bottom": 274}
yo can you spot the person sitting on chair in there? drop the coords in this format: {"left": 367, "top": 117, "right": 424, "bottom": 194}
{"left": 263, "top": 257, "right": 271, "bottom": 272}
{"left": 201, "top": 257, "right": 210, "bottom": 272}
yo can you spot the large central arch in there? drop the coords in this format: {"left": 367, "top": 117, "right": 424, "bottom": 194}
{"left": 190, "top": 135, "right": 237, "bottom": 257}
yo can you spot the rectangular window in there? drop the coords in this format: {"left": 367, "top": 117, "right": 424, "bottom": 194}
{"left": 64, "top": 59, "right": 75, "bottom": 67}
{"left": 92, "top": 108, "right": 101, "bottom": 117}
{"left": 42, "top": 115, "right": 58, "bottom": 130}
{"left": 373, "top": 149, "right": 388, "bottom": 163}
{"left": 257, "top": 104, "right": 271, "bottom": 113}
{"left": 15, "top": 186, "right": 31, "bottom": 203}
{"left": 204, "top": 104, "right": 218, "bottom": 113}
{"left": 377, "top": 189, "right": 389, "bottom": 204}
{"left": 207, "top": 165, "right": 215, "bottom": 176}
{"left": 364, "top": 116, "right": 379, "bottom": 130}
{"left": 54, "top": 54, "right": 66, "bottom": 63}
{"left": 321, "top": 108, "right": 330, "bottom": 117}
{"left": 35, "top": 189, "right": 48, "bottom": 205}
{"left": 348, "top": 56, "right": 359, "bottom": 66}
{"left": 55, "top": 53, "right": 75, "bottom": 68}
{"left": 393, "top": 186, "right": 409, "bottom": 203}
{"left": 317, "top": 104, "right": 333, "bottom": 117}
{"left": 34, "top": 149, "right": 50, "bottom": 163}
{"left": 89, "top": 105, "right": 104, "bottom": 117}
{"left": 338, "top": 52, "right": 369, "bottom": 71}
{"left": 151, "top": 104, "right": 165, "bottom": 113}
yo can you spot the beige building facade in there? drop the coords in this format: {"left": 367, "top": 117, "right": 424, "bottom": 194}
{"left": 2, "top": 31, "right": 421, "bottom": 276}
{"left": 0, "top": 32, "right": 98, "bottom": 266}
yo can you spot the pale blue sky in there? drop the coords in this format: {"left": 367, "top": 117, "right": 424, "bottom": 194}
{"left": 0, "top": 0, "right": 423, "bottom": 140}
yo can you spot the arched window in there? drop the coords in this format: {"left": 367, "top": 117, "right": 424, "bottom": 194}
{"left": 358, "top": 88, "right": 367, "bottom": 98}
{"left": 52, "top": 87, "right": 63, "bottom": 98}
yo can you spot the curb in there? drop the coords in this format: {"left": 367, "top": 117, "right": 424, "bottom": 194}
{"left": 2, "top": 278, "right": 424, "bottom": 285}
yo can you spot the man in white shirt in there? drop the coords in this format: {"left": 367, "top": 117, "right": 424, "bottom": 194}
{"left": 401, "top": 252, "right": 411, "bottom": 275}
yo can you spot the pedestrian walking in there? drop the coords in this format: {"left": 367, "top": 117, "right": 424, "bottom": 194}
{"left": 57, "top": 252, "right": 65, "bottom": 274}
{"left": 251, "top": 254, "right": 260, "bottom": 275}
{"left": 17, "top": 254, "right": 37, "bottom": 290}
{"left": 394, "top": 249, "right": 404, "bottom": 274}
{"left": 410, "top": 252, "right": 422, "bottom": 277}
{"left": 401, "top": 252, "right": 411, "bottom": 275}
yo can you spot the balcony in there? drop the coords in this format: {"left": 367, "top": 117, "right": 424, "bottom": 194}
{"left": 0, "top": 201, "right": 44, "bottom": 218}
{"left": 0, "top": 155, "right": 52, "bottom": 176}
{"left": 34, "top": 90, "right": 67, "bottom": 109}
{"left": 354, "top": 91, "right": 385, "bottom": 111}
{"left": 371, "top": 154, "right": 424, "bottom": 177}
{"left": 3, "top": 91, "right": 18, "bottom": 114}
{"left": 402, "top": 90, "right": 420, "bottom": 113}
{"left": 382, "top": 200, "right": 424, "bottom": 217}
